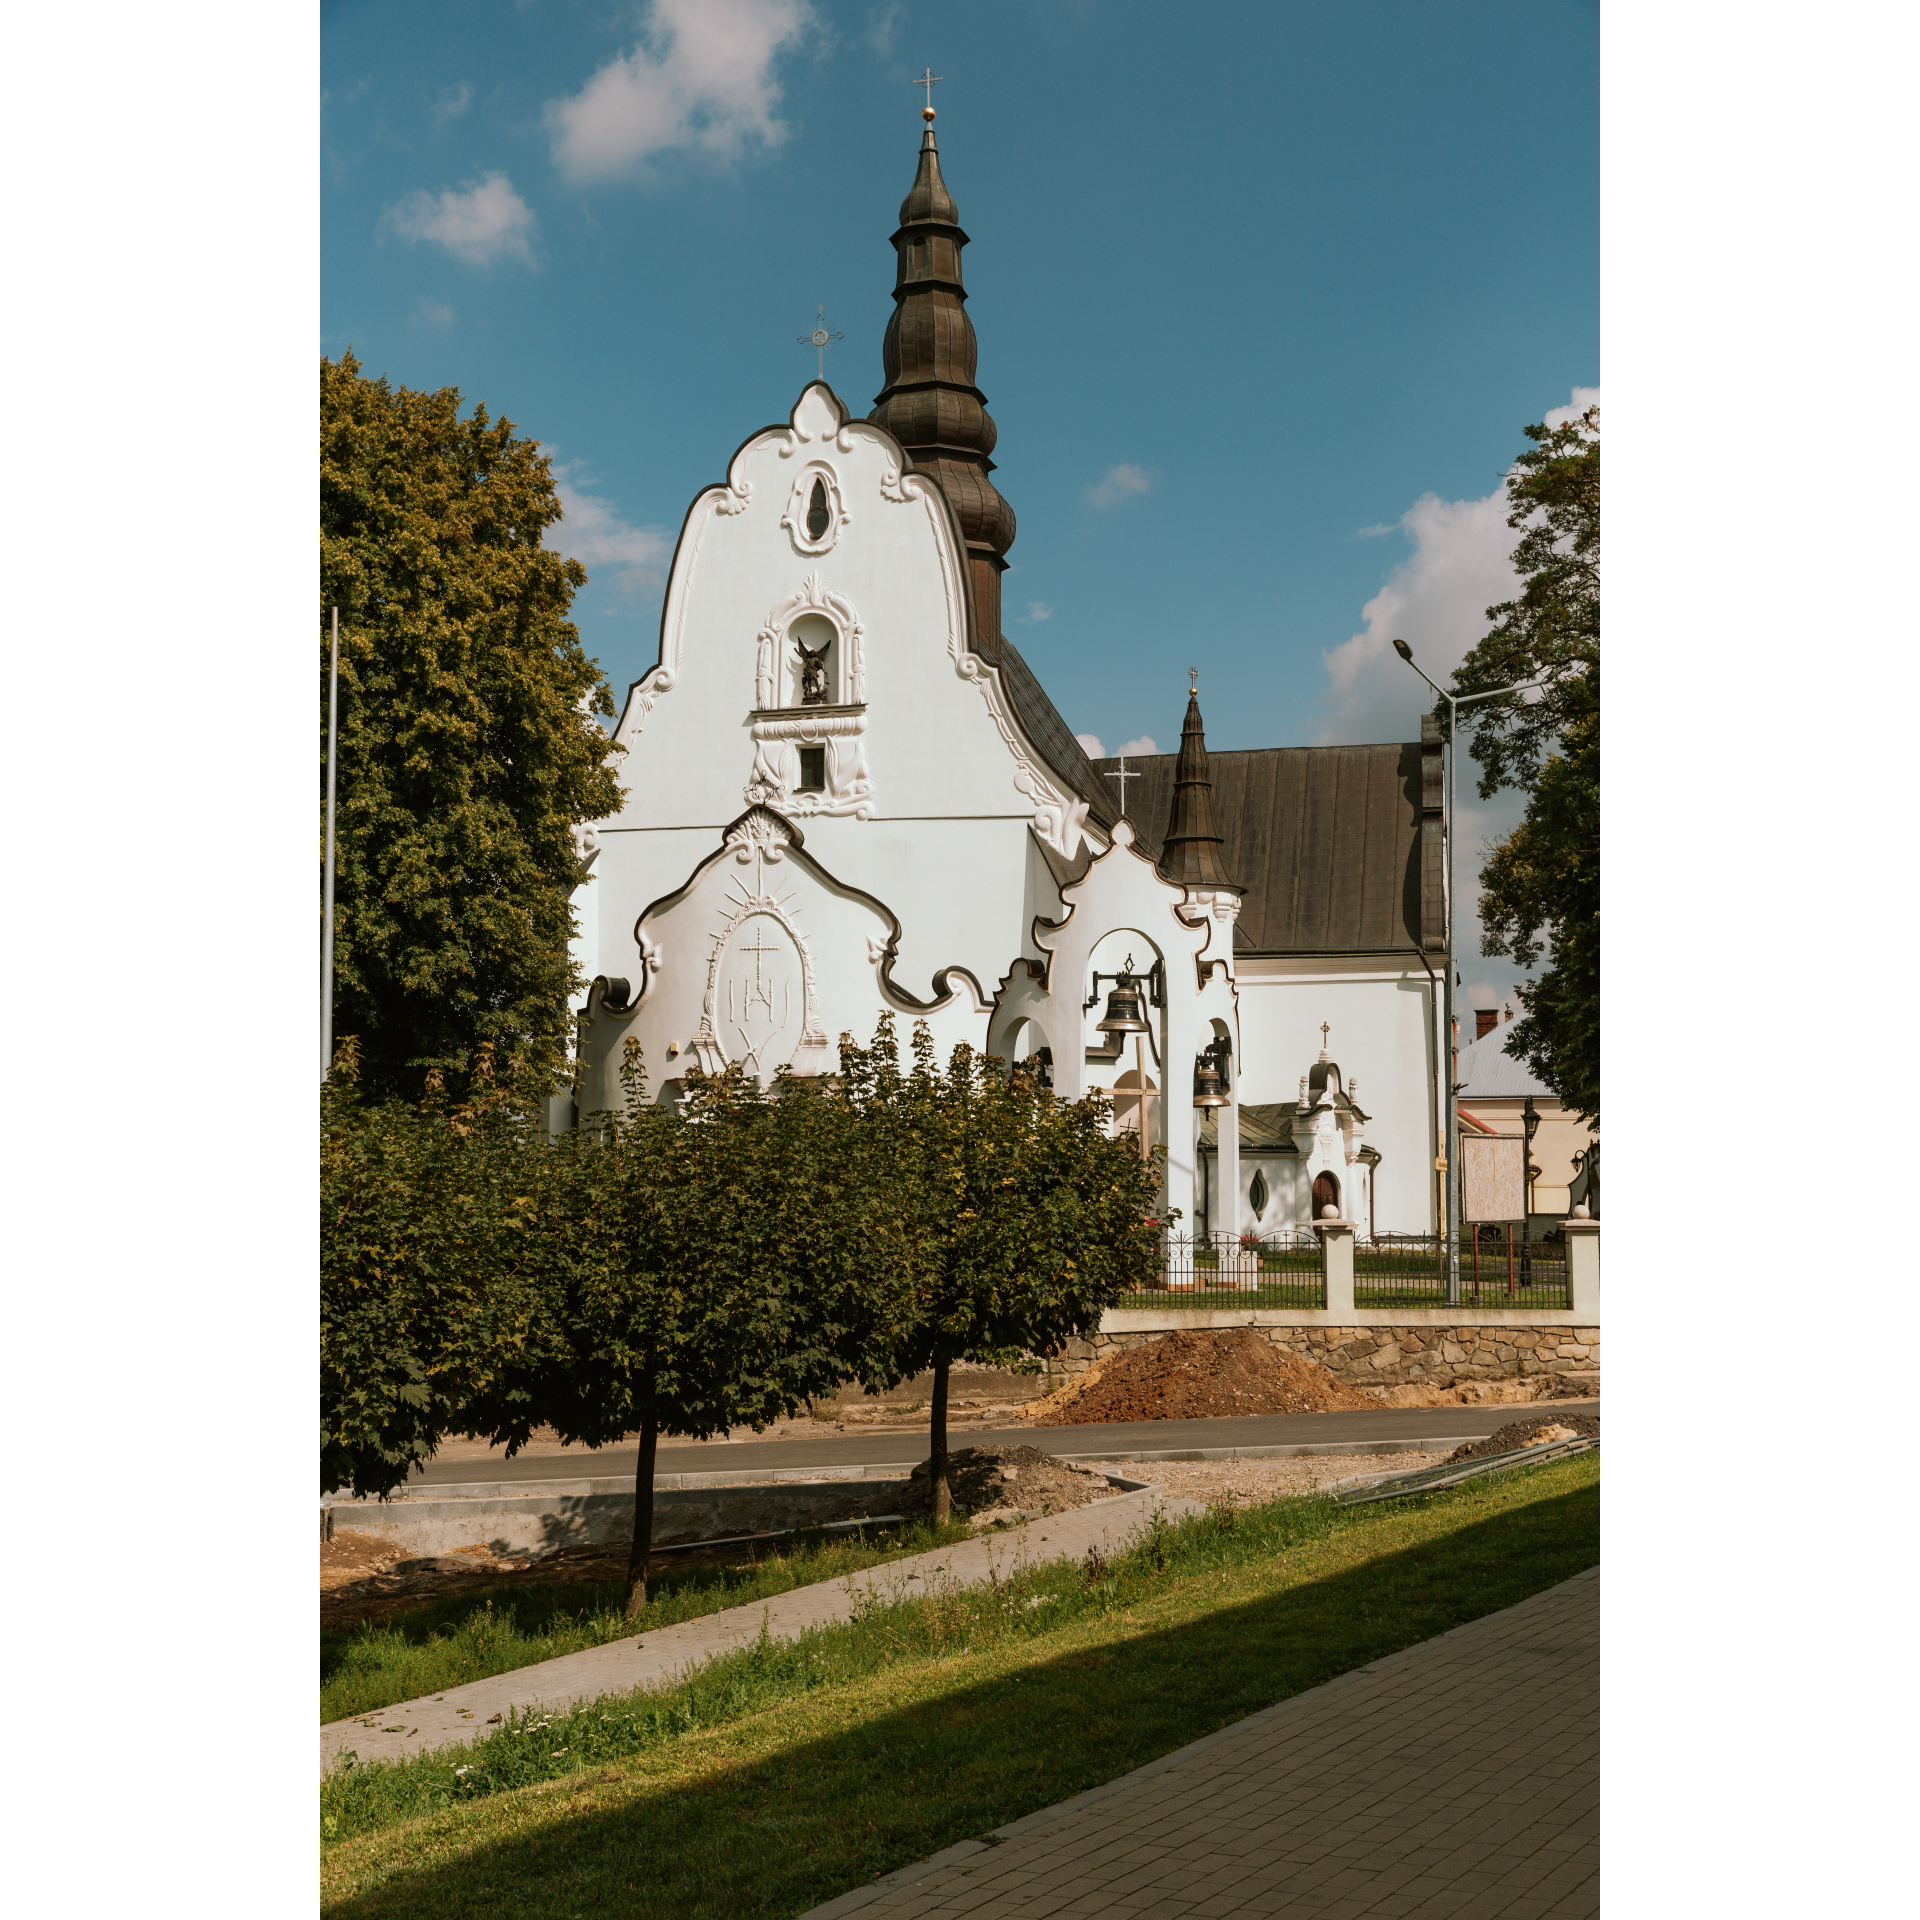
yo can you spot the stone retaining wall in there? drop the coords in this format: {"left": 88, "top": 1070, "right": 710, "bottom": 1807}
{"left": 1047, "top": 1323, "right": 1600, "bottom": 1392}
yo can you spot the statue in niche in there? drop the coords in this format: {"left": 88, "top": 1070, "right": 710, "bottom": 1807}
{"left": 797, "top": 637, "right": 831, "bottom": 706}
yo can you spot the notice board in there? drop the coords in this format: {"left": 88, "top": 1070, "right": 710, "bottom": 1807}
{"left": 1461, "top": 1133, "right": 1527, "bottom": 1222}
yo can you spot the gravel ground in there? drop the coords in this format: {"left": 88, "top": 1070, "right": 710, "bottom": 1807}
{"left": 1083, "top": 1450, "right": 1450, "bottom": 1507}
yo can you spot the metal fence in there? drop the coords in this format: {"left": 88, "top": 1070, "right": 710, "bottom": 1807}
{"left": 1353, "top": 1232, "right": 1449, "bottom": 1306}
{"left": 1120, "top": 1231, "right": 1326, "bottom": 1311}
{"left": 1458, "top": 1225, "right": 1570, "bottom": 1309}
{"left": 1114, "top": 1227, "right": 1571, "bottom": 1312}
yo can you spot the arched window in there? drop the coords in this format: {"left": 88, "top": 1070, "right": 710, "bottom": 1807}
{"left": 806, "top": 478, "right": 831, "bottom": 542}
{"left": 1249, "top": 1168, "right": 1268, "bottom": 1218}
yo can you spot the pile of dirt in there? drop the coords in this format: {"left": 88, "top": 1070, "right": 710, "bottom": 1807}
{"left": 1031, "top": 1329, "right": 1379, "bottom": 1425}
{"left": 904, "top": 1445, "right": 1114, "bottom": 1523}
{"left": 1446, "top": 1411, "right": 1599, "bottom": 1465}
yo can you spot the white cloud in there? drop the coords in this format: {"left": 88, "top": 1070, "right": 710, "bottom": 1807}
{"left": 864, "top": 2, "right": 905, "bottom": 59}
{"left": 1074, "top": 731, "right": 1161, "bottom": 762}
{"left": 1087, "top": 462, "right": 1151, "bottom": 508}
{"left": 412, "top": 296, "right": 455, "bottom": 329}
{"left": 1315, "top": 386, "right": 1600, "bottom": 748}
{"left": 546, "top": 0, "right": 814, "bottom": 183}
{"left": 1545, "top": 386, "right": 1600, "bottom": 428}
{"left": 546, "top": 457, "right": 671, "bottom": 596}
{"left": 1354, "top": 522, "right": 1397, "bottom": 539}
{"left": 1022, "top": 601, "right": 1054, "bottom": 622}
{"left": 432, "top": 81, "right": 473, "bottom": 126}
{"left": 380, "top": 172, "right": 538, "bottom": 266}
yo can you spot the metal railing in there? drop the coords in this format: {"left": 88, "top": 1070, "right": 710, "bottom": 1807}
{"left": 1354, "top": 1232, "right": 1449, "bottom": 1306}
{"left": 1457, "top": 1224, "right": 1570, "bottom": 1309}
{"left": 1119, "top": 1231, "right": 1326, "bottom": 1311}
{"left": 1112, "top": 1227, "right": 1572, "bottom": 1313}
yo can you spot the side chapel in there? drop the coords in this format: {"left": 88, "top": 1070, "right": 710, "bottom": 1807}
{"left": 568, "top": 113, "right": 1451, "bottom": 1242}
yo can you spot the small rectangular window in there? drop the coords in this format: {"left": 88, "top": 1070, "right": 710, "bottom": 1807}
{"left": 797, "top": 745, "right": 827, "bottom": 792}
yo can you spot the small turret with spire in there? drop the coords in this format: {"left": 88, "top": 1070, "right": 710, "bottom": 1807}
{"left": 869, "top": 94, "right": 1016, "bottom": 660}
{"left": 1157, "top": 677, "right": 1243, "bottom": 895}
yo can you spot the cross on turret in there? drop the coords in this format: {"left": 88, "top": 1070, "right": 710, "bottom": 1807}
{"left": 916, "top": 67, "right": 941, "bottom": 121}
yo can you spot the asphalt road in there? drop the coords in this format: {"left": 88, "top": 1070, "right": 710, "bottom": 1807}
{"left": 408, "top": 1402, "right": 1597, "bottom": 1488}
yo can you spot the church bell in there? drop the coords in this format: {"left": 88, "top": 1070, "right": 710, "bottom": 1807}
{"left": 1192, "top": 1051, "right": 1230, "bottom": 1108}
{"left": 1096, "top": 968, "right": 1150, "bottom": 1034}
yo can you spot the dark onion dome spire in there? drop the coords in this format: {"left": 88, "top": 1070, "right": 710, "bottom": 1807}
{"left": 869, "top": 124, "right": 1016, "bottom": 660}
{"left": 1158, "top": 690, "right": 1244, "bottom": 893}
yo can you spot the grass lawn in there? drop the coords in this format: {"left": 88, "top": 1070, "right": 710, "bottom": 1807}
{"left": 322, "top": 1451, "right": 1598, "bottom": 1919}
{"left": 324, "top": 1518, "right": 974, "bottom": 1722}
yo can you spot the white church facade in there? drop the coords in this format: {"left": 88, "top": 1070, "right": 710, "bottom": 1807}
{"left": 567, "top": 119, "right": 1452, "bottom": 1245}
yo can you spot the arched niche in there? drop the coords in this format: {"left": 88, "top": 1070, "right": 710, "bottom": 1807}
{"left": 1084, "top": 927, "right": 1164, "bottom": 1075}
{"left": 999, "top": 1015, "right": 1054, "bottom": 1089}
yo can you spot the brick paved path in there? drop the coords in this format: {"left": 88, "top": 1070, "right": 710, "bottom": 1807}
{"left": 801, "top": 1566, "right": 1598, "bottom": 1920}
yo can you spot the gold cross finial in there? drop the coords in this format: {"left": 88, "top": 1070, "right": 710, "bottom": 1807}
{"left": 917, "top": 67, "right": 941, "bottom": 122}
{"left": 1189, "top": 666, "right": 1199, "bottom": 694}
{"left": 1321, "top": 1022, "right": 1331, "bottom": 1046}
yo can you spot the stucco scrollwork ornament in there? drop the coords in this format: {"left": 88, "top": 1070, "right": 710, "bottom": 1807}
{"left": 715, "top": 475, "right": 752, "bottom": 515}
{"left": 754, "top": 625, "right": 780, "bottom": 710}
{"left": 781, "top": 462, "right": 852, "bottom": 556}
{"left": 571, "top": 822, "right": 602, "bottom": 866}
{"left": 724, "top": 810, "right": 794, "bottom": 864}
{"left": 879, "top": 466, "right": 917, "bottom": 504}
{"left": 743, "top": 711, "right": 874, "bottom": 818}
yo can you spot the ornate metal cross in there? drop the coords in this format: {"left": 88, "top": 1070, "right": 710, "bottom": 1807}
{"left": 917, "top": 67, "right": 942, "bottom": 119}
{"left": 797, "top": 305, "right": 843, "bottom": 381}
{"left": 1321, "top": 1021, "right": 1331, "bottom": 1048}
{"left": 1189, "top": 666, "right": 1199, "bottom": 693}
{"left": 1105, "top": 754, "right": 1139, "bottom": 817}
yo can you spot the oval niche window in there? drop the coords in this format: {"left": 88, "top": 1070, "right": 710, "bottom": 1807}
{"left": 806, "top": 478, "right": 831, "bottom": 542}
{"left": 1249, "top": 1168, "right": 1268, "bottom": 1218}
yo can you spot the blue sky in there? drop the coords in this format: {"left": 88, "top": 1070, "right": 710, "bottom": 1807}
{"left": 322, "top": 0, "right": 1597, "bottom": 1008}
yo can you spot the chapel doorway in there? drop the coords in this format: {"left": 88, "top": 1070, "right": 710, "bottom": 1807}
{"left": 1312, "top": 1171, "right": 1341, "bottom": 1221}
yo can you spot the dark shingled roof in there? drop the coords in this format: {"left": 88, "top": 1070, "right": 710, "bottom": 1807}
{"left": 1094, "top": 743, "right": 1425, "bottom": 953}
{"left": 1197, "top": 1104, "right": 1301, "bottom": 1151}
{"left": 998, "top": 636, "right": 1120, "bottom": 834}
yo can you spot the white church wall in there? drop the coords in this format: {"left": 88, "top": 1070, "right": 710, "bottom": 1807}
{"left": 1233, "top": 958, "right": 1440, "bottom": 1236}
{"left": 580, "top": 384, "right": 1093, "bottom": 1067}
{"left": 600, "top": 385, "right": 1088, "bottom": 858}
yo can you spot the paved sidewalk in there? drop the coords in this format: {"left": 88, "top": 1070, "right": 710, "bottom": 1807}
{"left": 321, "top": 1486, "right": 1205, "bottom": 1775}
{"left": 801, "top": 1566, "right": 1599, "bottom": 1920}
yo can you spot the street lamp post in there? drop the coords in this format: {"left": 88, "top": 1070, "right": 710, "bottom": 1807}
{"left": 1390, "top": 637, "right": 1554, "bottom": 1306}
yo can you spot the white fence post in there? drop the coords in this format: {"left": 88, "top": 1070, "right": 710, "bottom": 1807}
{"left": 1562, "top": 1208, "right": 1599, "bottom": 1317}
{"left": 1319, "top": 1217, "right": 1355, "bottom": 1314}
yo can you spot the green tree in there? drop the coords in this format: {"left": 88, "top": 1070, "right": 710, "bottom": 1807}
{"left": 473, "top": 1048, "right": 914, "bottom": 1620}
{"left": 1452, "top": 404, "right": 1599, "bottom": 1124}
{"left": 321, "top": 352, "right": 624, "bottom": 1103}
{"left": 837, "top": 1016, "right": 1164, "bottom": 1524}
{"left": 320, "top": 1040, "right": 553, "bottom": 1498}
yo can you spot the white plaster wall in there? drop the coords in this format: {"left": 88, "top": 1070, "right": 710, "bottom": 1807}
{"left": 1232, "top": 960, "right": 1440, "bottom": 1235}
{"left": 582, "top": 383, "right": 1083, "bottom": 1067}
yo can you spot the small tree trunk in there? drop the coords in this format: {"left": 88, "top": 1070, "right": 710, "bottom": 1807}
{"left": 929, "top": 1357, "right": 952, "bottom": 1526}
{"left": 624, "top": 1410, "right": 659, "bottom": 1623}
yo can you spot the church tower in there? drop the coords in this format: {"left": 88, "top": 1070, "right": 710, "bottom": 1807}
{"left": 1157, "top": 689, "right": 1243, "bottom": 898}
{"left": 868, "top": 119, "right": 1017, "bottom": 661}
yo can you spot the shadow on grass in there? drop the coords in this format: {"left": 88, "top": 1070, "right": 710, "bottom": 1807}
{"left": 324, "top": 1481, "right": 1598, "bottom": 1920}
